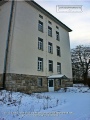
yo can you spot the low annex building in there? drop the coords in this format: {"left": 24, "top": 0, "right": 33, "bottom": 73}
{"left": 0, "top": 0, "right": 73, "bottom": 93}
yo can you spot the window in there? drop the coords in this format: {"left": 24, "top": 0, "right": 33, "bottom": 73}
{"left": 48, "top": 21, "right": 52, "bottom": 24}
{"left": 57, "top": 62, "right": 61, "bottom": 73}
{"left": 56, "top": 31, "right": 59, "bottom": 40}
{"left": 48, "top": 26, "right": 52, "bottom": 37}
{"left": 56, "top": 26, "right": 59, "bottom": 29}
{"left": 57, "top": 79, "right": 61, "bottom": 85}
{"left": 48, "top": 42, "right": 53, "bottom": 53}
{"left": 38, "top": 20, "right": 43, "bottom": 32}
{"left": 38, "top": 57, "right": 43, "bottom": 71}
{"left": 38, "top": 37, "right": 43, "bottom": 50}
{"left": 39, "top": 14, "right": 43, "bottom": 19}
{"left": 48, "top": 60, "right": 53, "bottom": 72}
{"left": 57, "top": 46, "right": 60, "bottom": 56}
{"left": 37, "top": 78, "right": 42, "bottom": 86}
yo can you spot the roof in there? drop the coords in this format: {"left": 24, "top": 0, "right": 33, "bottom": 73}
{"left": 48, "top": 74, "right": 68, "bottom": 79}
{"left": 0, "top": 0, "right": 72, "bottom": 32}
{"left": 26, "top": 1, "right": 72, "bottom": 32}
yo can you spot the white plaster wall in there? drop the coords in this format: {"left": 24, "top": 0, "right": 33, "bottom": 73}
{"left": 0, "top": 2, "right": 11, "bottom": 73}
{"left": 9, "top": 1, "right": 46, "bottom": 75}
{"left": 8, "top": 1, "right": 72, "bottom": 78}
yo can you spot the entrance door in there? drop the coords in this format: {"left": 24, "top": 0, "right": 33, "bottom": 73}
{"left": 48, "top": 79, "right": 54, "bottom": 92}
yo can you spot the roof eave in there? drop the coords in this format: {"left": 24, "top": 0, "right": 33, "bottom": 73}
{"left": 0, "top": 0, "right": 72, "bottom": 32}
{"left": 25, "top": 1, "right": 72, "bottom": 32}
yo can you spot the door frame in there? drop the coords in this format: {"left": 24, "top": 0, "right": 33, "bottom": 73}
{"left": 48, "top": 79, "right": 54, "bottom": 92}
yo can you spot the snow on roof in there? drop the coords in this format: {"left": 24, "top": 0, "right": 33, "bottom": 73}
{"left": 48, "top": 74, "right": 68, "bottom": 79}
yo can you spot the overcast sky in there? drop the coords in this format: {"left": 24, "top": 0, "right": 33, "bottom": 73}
{"left": 34, "top": 0, "right": 90, "bottom": 48}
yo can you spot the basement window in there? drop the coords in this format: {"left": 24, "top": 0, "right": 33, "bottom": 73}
{"left": 37, "top": 78, "right": 42, "bottom": 86}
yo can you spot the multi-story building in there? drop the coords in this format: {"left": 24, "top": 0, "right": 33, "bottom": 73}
{"left": 0, "top": 0, "right": 73, "bottom": 93}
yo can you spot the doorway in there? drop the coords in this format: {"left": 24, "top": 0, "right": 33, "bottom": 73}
{"left": 48, "top": 79, "right": 54, "bottom": 92}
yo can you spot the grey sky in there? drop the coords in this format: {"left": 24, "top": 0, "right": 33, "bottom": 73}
{"left": 34, "top": 0, "right": 90, "bottom": 48}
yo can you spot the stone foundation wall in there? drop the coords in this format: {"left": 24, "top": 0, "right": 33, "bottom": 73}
{"left": 5, "top": 73, "right": 48, "bottom": 93}
{"left": 1, "top": 73, "right": 73, "bottom": 93}
{"left": 61, "top": 79, "right": 73, "bottom": 88}
{"left": 54, "top": 79, "right": 61, "bottom": 91}
{"left": 54, "top": 79, "right": 73, "bottom": 91}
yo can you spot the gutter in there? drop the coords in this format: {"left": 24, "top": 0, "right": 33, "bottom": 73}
{"left": 1, "top": 0, "right": 14, "bottom": 90}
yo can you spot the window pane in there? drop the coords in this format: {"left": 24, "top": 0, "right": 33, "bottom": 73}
{"left": 56, "top": 31, "right": 59, "bottom": 40}
{"left": 49, "top": 60, "right": 53, "bottom": 72}
{"left": 48, "top": 42, "right": 53, "bottom": 53}
{"left": 48, "top": 26, "right": 52, "bottom": 36}
{"left": 38, "top": 57, "right": 43, "bottom": 71}
{"left": 57, "top": 46, "right": 60, "bottom": 56}
{"left": 39, "top": 14, "right": 43, "bottom": 19}
{"left": 37, "top": 78, "right": 42, "bottom": 86}
{"left": 38, "top": 21, "right": 43, "bottom": 32}
{"left": 38, "top": 38, "right": 43, "bottom": 50}
{"left": 57, "top": 62, "right": 61, "bottom": 73}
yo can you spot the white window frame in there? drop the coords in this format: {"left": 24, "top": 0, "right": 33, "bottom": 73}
{"left": 38, "top": 38, "right": 43, "bottom": 50}
{"left": 57, "top": 62, "right": 61, "bottom": 73}
{"left": 48, "top": 26, "right": 52, "bottom": 36}
{"left": 49, "top": 60, "right": 53, "bottom": 72}
{"left": 38, "top": 57, "right": 43, "bottom": 71}
{"left": 38, "top": 21, "right": 43, "bottom": 32}
{"left": 56, "top": 31, "right": 59, "bottom": 40}
{"left": 48, "top": 42, "right": 53, "bottom": 53}
{"left": 37, "top": 78, "right": 42, "bottom": 86}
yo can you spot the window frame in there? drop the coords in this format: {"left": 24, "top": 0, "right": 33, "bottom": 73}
{"left": 48, "top": 20, "right": 52, "bottom": 24}
{"left": 57, "top": 46, "right": 60, "bottom": 56}
{"left": 38, "top": 20, "right": 43, "bottom": 32}
{"left": 57, "top": 62, "right": 61, "bottom": 73}
{"left": 56, "top": 31, "right": 59, "bottom": 41}
{"left": 56, "top": 26, "right": 59, "bottom": 29}
{"left": 37, "top": 78, "right": 42, "bottom": 86}
{"left": 48, "top": 42, "right": 53, "bottom": 54}
{"left": 38, "top": 37, "right": 43, "bottom": 50}
{"left": 57, "top": 79, "right": 61, "bottom": 86}
{"left": 39, "top": 14, "right": 43, "bottom": 19}
{"left": 48, "top": 60, "right": 53, "bottom": 72}
{"left": 38, "top": 57, "right": 43, "bottom": 71}
{"left": 48, "top": 26, "right": 52, "bottom": 37}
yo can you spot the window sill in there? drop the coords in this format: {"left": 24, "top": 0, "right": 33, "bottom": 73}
{"left": 48, "top": 35, "right": 52, "bottom": 37}
{"left": 37, "top": 70, "right": 43, "bottom": 72}
{"left": 38, "top": 49, "right": 43, "bottom": 51}
{"left": 57, "top": 55, "right": 61, "bottom": 57}
{"left": 48, "top": 71, "right": 53, "bottom": 73}
{"left": 38, "top": 30, "right": 43, "bottom": 33}
{"left": 48, "top": 52, "right": 53, "bottom": 54}
{"left": 56, "top": 39, "right": 60, "bottom": 41}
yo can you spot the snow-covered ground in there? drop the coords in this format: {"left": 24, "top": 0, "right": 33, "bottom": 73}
{"left": 0, "top": 84, "right": 90, "bottom": 120}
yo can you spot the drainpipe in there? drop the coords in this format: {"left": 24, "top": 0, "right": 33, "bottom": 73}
{"left": 1, "top": 0, "right": 14, "bottom": 89}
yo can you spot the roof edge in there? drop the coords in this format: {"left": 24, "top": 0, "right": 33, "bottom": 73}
{"left": 26, "top": 0, "right": 72, "bottom": 32}
{"left": 0, "top": 0, "right": 72, "bottom": 32}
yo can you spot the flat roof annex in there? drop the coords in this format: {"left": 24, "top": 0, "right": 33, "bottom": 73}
{"left": 48, "top": 74, "right": 68, "bottom": 79}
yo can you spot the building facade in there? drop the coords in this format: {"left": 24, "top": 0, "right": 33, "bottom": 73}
{"left": 0, "top": 1, "right": 73, "bottom": 93}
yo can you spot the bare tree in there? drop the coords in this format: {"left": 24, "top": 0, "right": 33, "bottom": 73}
{"left": 71, "top": 45, "right": 90, "bottom": 85}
